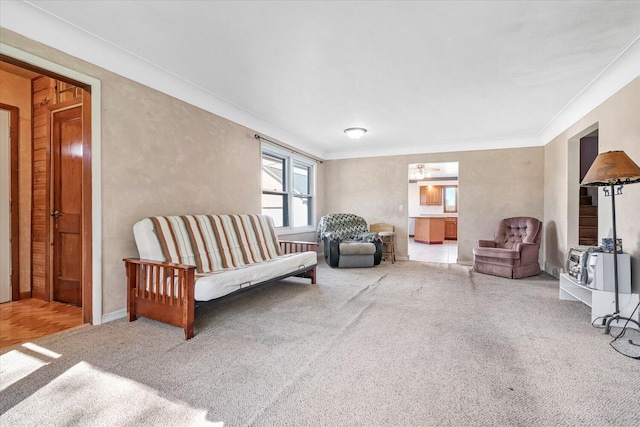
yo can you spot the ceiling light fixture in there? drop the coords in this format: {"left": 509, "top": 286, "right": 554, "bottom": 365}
{"left": 410, "top": 164, "right": 441, "bottom": 180}
{"left": 344, "top": 127, "right": 367, "bottom": 139}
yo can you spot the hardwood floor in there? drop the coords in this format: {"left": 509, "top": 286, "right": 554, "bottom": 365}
{"left": 0, "top": 299, "right": 84, "bottom": 349}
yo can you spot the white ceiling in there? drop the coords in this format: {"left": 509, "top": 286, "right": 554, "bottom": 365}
{"left": 3, "top": 1, "right": 640, "bottom": 160}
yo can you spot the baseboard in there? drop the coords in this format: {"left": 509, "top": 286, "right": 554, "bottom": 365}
{"left": 19, "top": 291, "right": 31, "bottom": 300}
{"left": 544, "top": 261, "right": 563, "bottom": 279}
{"left": 102, "top": 308, "right": 126, "bottom": 323}
{"left": 396, "top": 256, "right": 409, "bottom": 261}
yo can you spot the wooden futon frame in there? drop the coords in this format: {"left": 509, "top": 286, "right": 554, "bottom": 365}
{"left": 124, "top": 240, "right": 317, "bottom": 339}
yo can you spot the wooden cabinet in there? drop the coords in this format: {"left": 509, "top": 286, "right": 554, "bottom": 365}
{"left": 419, "top": 185, "right": 442, "bottom": 206}
{"left": 414, "top": 217, "right": 444, "bottom": 244}
{"left": 444, "top": 217, "right": 457, "bottom": 240}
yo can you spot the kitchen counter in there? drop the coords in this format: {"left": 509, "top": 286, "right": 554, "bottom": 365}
{"left": 414, "top": 217, "right": 445, "bottom": 244}
{"left": 410, "top": 214, "right": 458, "bottom": 218}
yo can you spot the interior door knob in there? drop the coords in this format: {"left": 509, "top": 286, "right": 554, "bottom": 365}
{"left": 50, "top": 210, "right": 61, "bottom": 218}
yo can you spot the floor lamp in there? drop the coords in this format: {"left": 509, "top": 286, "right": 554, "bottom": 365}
{"left": 581, "top": 150, "right": 640, "bottom": 334}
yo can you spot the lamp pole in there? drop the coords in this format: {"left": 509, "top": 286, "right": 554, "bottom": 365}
{"left": 610, "top": 183, "right": 619, "bottom": 315}
{"left": 602, "top": 181, "right": 640, "bottom": 334}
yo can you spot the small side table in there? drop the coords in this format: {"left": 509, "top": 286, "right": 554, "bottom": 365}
{"left": 378, "top": 231, "right": 396, "bottom": 264}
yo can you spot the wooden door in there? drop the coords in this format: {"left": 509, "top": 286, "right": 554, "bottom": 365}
{"left": 51, "top": 106, "right": 83, "bottom": 306}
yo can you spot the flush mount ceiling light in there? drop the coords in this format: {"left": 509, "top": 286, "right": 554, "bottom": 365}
{"left": 344, "top": 127, "right": 367, "bottom": 139}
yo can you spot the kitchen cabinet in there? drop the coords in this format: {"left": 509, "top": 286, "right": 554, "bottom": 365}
{"left": 444, "top": 217, "right": 457, "bottom": 240}
{"left": 414, "top": 217, "right": 444, "bottom": 244}
{"left": 419, "top": 185, "right": 442, "bottom": 206}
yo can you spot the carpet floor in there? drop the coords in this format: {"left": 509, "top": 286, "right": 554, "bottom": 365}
{"left": 1, "top": 261, "right": 638, "bottom": 426}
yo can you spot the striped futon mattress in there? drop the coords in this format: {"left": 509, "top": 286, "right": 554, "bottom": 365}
{"left": 133, "top": 214, "right": 317, "bottom": 301}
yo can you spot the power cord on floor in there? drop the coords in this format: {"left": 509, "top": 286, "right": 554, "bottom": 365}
{"left": 591, "top": 316, "right": 606, "bottom": 329}
{"left": 608, "top": 301, "right": 640, "bottom": 359}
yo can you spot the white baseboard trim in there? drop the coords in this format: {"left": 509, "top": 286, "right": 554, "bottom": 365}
{"left": 396, "top": 256, "right": 409, "bottom": 261}
{"left": 544, "top": 262, "right": 563, "bottom": 279}
{"left": 102, "top": 308, "right": 127, "bottom": 323}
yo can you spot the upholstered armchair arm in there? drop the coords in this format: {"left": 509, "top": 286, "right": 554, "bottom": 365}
{"left": 322, "top": 235, "right": 341, "bottom": 267}
{"left": 478, "top": 240, "right": 496, "bottom": 248}
{"left": 354, "top": 232, "right": 380, "bottom": 243}
{"left": 519, "top": 242, "right": 540, "bottom": 263}
{"left": 322, "top": 231, "right": 340, "bottom": 242}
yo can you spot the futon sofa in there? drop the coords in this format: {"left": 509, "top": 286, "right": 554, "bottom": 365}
{"left": 317, "top": 213, "right": 382, "bottom": 268}
{"left": 124, "top": 214, "right": 317, "bottom": 339}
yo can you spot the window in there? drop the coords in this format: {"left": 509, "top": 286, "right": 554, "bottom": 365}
{"left": 261, "top": 146, "right": 314, "bottom": 231}
{"left": 443, "top": 186, "right": 458, "bottom": 213}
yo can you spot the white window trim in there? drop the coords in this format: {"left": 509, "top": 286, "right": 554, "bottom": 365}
{"left": 261, "top": 143, "right": 316, "bottom": 235}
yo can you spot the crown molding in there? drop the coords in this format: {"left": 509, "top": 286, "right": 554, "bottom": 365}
{"left": 324, "top": 135, "right": 543, "bottom": 160}
{"left": 537, "top": 34, "right": 640, "bottom": 145}
{"left": 3, "top": 1, "right": 639, "bottom": 161}
{"left": 1, "top": 0, "right": 326, "bottom": 159}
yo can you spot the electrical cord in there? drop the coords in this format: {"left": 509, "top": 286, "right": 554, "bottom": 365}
{"left": 608, "top": 300, "right": 640, "bottom": 359}
{"left": 591, "top": 316, "right": 606, "bottom": 329}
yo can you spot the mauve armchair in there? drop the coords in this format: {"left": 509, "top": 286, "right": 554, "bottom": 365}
{"left": 472, "top": 217, "right": 542, "bottom": 279}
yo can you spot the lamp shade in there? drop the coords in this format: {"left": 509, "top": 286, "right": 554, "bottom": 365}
{"left": 581, "top": 150, "right": 640, "bottom": 187}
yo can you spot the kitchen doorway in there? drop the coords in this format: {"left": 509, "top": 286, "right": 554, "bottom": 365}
{"left": 408, "top": 162, "right": 459, "bottom": 263}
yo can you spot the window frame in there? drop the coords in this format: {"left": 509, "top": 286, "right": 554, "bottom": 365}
{"left": 443, "top": 185, "right": 458, "bottom": 213}
{"left": 261, "top": 144, "right": 316, "bottom": 235}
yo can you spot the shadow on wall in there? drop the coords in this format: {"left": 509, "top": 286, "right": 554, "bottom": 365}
{"left": 545, "top": 221, "right": 561, "bottom": 270}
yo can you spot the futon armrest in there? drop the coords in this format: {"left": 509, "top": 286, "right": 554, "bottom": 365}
{"left": 279, "top": 241, "right": 318, "bottom": 254}
{"left": 123, "top": 258, "right": 196, "bottom": 271}
{"left": 123, "top": 257, "right": 196, "bottom": 339}
{"left": 477, "top": 240, "right": 496, "bottom": 248}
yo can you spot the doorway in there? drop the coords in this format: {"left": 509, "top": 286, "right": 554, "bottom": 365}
{"left": 407, "top": 162, "right": 459, "bottom": 263}
{"left": 567, "top": 123, "right": 599, "bottom": 250}
{"left": 579, "top": 129, "right": 598, "bottom": 246}
{"left": 0, "top": 55, "right": 93, "bottom": 343}
{"left": 1, "top": 100, "right": 21, "bottom": 304}
{"left": 0, "top": 107, "right": 14, "bottom": 303}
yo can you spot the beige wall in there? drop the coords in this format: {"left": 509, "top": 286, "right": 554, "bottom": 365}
{"left": 1, "top": 29, "right": 324, "bottom": 316}
{"left": 323, "top": 146, "right": 545, "bottom": 263}
{"left": 5, "top": 24, "right": 637, "bottom": 314}
{"left": 544, "top": 76, "right": 640, "bottom": 292}
{"left": 0, "top": 69, "right": 32, "bottom": 294}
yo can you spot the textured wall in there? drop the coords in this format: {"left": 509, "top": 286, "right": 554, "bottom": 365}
{"left": 323, "top": 147, "right": 545, "bottom": 263}
{"left": 544, "top": 76, "right": 640, "bottom": 292}
{"left": 0, "top": 69, "right": 32, "bottom": 294}
{"left": 1, "top": 29, "right": 325, "bottom": 316}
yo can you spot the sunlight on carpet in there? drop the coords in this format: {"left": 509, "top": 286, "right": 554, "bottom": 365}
{"left": 3, "top": 360, "right": 224, "bottom": 426}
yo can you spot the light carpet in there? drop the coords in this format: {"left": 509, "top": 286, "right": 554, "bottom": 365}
{"left": 1, "top": 261, "right": 639, "bottom": 426}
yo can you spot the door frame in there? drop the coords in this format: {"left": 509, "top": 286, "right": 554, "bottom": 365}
{"left": 1, "top": 44, "right": 103, "bottom": 325}
{"left": 0, "top": 103, "right": 20, "bottom": 301}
